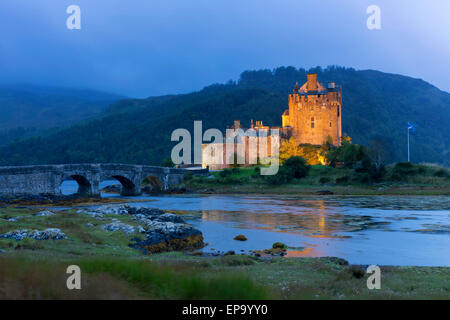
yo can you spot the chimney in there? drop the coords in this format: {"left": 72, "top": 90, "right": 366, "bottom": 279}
{"left": 306, "top": 74, "right": 318, "bottom": 91}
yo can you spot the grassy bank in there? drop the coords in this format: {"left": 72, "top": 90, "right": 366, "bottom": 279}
{"left": 184, "top": 164, "right": 450, "bottom": 195}
{"left": 0, "top": 252, "right": 448, "bottom": 300}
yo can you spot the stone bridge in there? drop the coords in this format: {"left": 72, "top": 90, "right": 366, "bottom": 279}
{"left": 0, "top": 164, "right": 208, "bottom": 197}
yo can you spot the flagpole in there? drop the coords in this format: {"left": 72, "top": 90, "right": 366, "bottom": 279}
{"left": 407, "top": 125, "right": 410, "bottom": 162}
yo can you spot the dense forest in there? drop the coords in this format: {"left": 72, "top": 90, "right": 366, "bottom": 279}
{"left": 0, "top": 85, "right": 123, "bottom": 146}
{"left": 0, "top": 66, "right": 448, "bottom": 166}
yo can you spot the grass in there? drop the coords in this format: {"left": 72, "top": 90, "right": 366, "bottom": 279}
{"left": 0, "top": 252, "right": 448, "bottom": 300}
{"left": 0, "top": 207, "right": 143, "bottom": 257}
{"left": 185, "top": 164, "right": 450, "bottom": 195}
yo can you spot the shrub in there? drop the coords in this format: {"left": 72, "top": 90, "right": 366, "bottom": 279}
{"left": 219, "top": 169, "right": 232, "bottom": 178}
{"left": 265, "top": 166, "right": 292, "bottom": 185}
{"left": 183, "top": 171, "right": 194, "bottom": 181}
{"left": 283, "top": 156, "right": 310, "bottom": 179}
{"left": 434, "top": 169, "right": 448, "bottom": 178}
{"left": 161, "top": 158, "right": 174, "bottom": 167}
{"left": 336, "top": 176, "right": 350, "bottom": 184}
{"left": 319, "top": 177, "right": 331, "bottom": 184}
{"left": 220, "top": 176, "right": 248, "bottom": 185}
{"left": 390, "top": 162, "right": 419, "bottom": 181}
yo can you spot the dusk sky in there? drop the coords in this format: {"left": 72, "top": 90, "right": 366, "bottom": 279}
{"left": 1, "top": 0, "right": 449, "bottom": 97}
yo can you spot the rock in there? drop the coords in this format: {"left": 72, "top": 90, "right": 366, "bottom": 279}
{"left": 130, "top": 223, "right": 204, "bottom": 254}
{"left": 86, "top": 223, "right": 94, "bottom": 228}
{"left": 316, "top": 190, "right": 334, "bottom": 195}
{"left": 137, "top": 226, "right": 146, "bottom": 233}
{"left": 0, "top": 228, "right": 67, "bottom": 241}
{"left": 96, "top": 205, "right": 129, "bottom": 215}
{"left": 0, "top": 249, "right": 4, "bottom": 253}
{"left": 100, "top": 184, "right": 121, "bottom": 193}
{"left": 272, "top": 242, "right": 287, "bottom": 249}
{"left": 101, "top": 222, "right": 137, "bottom": 234}
{"left": 84, "top": 211, "right": 104, "bottom": 218}
{"left": 34, "top": 210, "right": 55, "bottom": 217}
{"left": 128, "top": 207, "right": 165, "bottom": 217}
{"left": 142, "top": 185, "right": 158, "bottom": 194}
{"left": 7, "top": 217, "right": 19, "bottom": 222}
{"left": 34, "top": 228, "right": 67, "bottom": 240}
{"left": 168, "top": 185, "right": 187, "bottom": 193}
{"left": 157, "top": 213, "right": 184, "bottom": 223}
{"left": 233, "top": 235, "right": 248, "bottom": 241}
{"left": 319, "top": 257, "right": 349, "bottom": 266}
{"left": 80, "top": 205, "right": 129, "bottom": 218}
{"left": 224, "top": 250, "right": 235, "bottom": 256}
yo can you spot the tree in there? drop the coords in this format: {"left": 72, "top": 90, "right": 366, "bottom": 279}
{"left": 326, "top": 135, "right": 365, "bottom": 168}
{"left": 161, "top": 158, "right": 174, "bottom": 167}
{"left": 280, "top": 138, "right": 327, "bottom": 165}
{"left": 279, "top": 137, "right": 301, "bottom": 164}
{"left": 283, "top": 156, "right": 310, "bottom": 179}
{"left": 368, "top": 135, "right": 394, "bottom": 167}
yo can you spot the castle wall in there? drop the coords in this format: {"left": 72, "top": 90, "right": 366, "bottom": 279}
{"left": 287, "top": 92, "right": 341, "bottom": 146}
{"left": 284, "top": 75, "right": 342, "bottom": 146}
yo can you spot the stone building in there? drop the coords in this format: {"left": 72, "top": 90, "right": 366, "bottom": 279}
{"left": 282, "top": 74, "right": 342, "bottom": 146}
{"left": 201, "top": 74, "right": 342, "bottom": 169}
{"left": 201, "top": 120, "right": 277, "bottom": 170}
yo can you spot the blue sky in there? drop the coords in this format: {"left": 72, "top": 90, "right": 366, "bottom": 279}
{"left": 1, "top": 0, "right": 449, "bottom": 97}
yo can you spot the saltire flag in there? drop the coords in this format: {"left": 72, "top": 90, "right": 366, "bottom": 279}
{"left": 408, "top": 122, "right": 416, "bottom": 133}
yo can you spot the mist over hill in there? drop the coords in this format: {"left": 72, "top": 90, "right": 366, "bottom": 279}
{"left": 0, "top": 66, "right": 448, "bottom": 166}
{"left": 0, "top": 85, "right": 124, "bottom": 145}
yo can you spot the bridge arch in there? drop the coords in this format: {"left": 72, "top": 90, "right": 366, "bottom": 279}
{"left": 60, "top": 174, "right": 93, "bottom": 197}
{"left": 111, "top": 175, "right": 138, "bottom": 196}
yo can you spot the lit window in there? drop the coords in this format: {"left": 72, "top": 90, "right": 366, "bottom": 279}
{"left": 311, "top": 117, "right": 315, "bottom": 128}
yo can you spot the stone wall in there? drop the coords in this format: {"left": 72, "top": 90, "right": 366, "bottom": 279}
{"left": 0, "top": 164, "right": 196, "bottom": 197}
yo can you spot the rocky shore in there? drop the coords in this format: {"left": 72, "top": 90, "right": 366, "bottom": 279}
{"left": 0, "top": 204, "right": 204, "bottom": 254}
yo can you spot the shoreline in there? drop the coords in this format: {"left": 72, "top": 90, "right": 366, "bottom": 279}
{"left": 0, "top": 204, "right": 448, "bottom": 299}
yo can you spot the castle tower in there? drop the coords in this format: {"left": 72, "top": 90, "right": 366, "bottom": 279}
{"left": 282, "top": 74, "right": 342, "bottom": 146}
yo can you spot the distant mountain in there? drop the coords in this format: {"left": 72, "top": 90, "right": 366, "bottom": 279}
{"left": 0, "top": 84, "right": 124, "bottom": 145}
{"left": 0, "top": 66, "right": 448, "bottom": 166}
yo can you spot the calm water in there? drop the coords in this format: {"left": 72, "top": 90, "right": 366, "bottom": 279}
{"left": 61, "top": 180, "right": 450, "bottom": 266}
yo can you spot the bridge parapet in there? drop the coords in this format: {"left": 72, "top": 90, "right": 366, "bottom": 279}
{"left": 0, "top": 163, "right": 207, "bottom": 197}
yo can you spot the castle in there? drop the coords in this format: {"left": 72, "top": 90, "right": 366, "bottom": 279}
{"left": 201, "top": 74, "right": 342, "bottom": 169}
{"left": 283, "top": 73, "right": 342, "bottom": 146}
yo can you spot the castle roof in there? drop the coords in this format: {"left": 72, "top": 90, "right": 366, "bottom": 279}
{"left": 298, "top": 80, "right": 326, "bottom": 93}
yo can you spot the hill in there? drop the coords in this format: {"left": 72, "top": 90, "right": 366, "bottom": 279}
{"left": 0, "top": 66, "right": 448, "bottom": 166}
{"left": 0, "top": 84, "right": 124, "bottom": 145}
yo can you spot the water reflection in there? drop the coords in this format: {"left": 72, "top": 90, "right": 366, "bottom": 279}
{"left": 59, "top": 184, "right": 450, "bottom": 266}
{"left": 137, "top": 194, "right": 450, "bottom": 266}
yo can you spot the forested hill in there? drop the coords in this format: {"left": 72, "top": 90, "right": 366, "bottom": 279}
{"left": 0, "top": 85, "right": 124, "bottom": 145}
{"left": 0, "top": 66, "right": 448, "bottom": 166}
